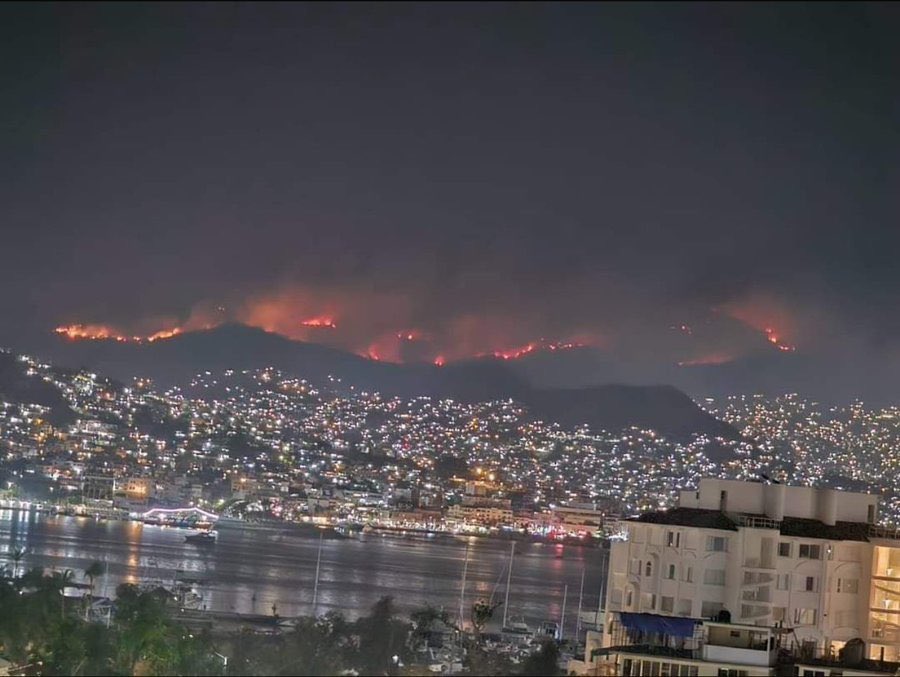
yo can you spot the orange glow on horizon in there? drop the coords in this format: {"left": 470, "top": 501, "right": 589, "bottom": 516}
{"left": 677, "top": 353, "right": 735, "bottom": 367}
{"left": 721, "top": 300, "right": 799, "bottom": 354}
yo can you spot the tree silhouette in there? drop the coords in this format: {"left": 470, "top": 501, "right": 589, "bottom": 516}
{"left": 471, "top": 598, "right": 501, "bottom": 641}
{"left": 519, "top": 638, "right": 561, "bottom": 676}
{"left": 84, "top": 562, "right": 104, "bottom": 599}
{"left": 352, "top": 597, "right": 410, "bottom": 676}
{"left": 50, "top": 568, "right": 76, "bottom": 619}
{"left": 10, "top": 545, "right": 26, "bottom": 578}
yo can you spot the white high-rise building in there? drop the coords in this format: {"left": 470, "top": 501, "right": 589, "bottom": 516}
{"left": 576, "top": 478, "right": 900, "bottom": 676}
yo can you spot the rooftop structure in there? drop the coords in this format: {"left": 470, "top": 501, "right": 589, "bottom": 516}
{"left": 600, "top": 478, "right": 900, "bottom": 673}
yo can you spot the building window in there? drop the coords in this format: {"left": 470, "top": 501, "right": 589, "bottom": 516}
{"left": 684, "top": 566, "right": 693, "bottom": 583}
{"left": 707, "top": 536, "right": 728, "bottom": 552}
{"left": 793, "top": 608, "right": 817, "bottom": 625}
{"left": 778, "top": 542, "right": 791, "bottom": 557}
{"left": 836, "top": 578, "right": 858, "bottom": 594}
{"left": 701, "top": 601, "right": 725, "bottom": 618}
{"left": 630, "top": 558, "right": 642, "bottom": 575}
{"left": 804, "top": 576, "right": 817, "bottom": 592}
{"left": 645, "top": 561, "right": 653, "bottom": 577}
{"left": 676, "top": 599, "right": 692, "bottom": 616}
{"left": 626, "top": 589, "right": 634, "bottom": 608}
{"left": 661, "top": 596, "right": 674, "bottom": 613}
{"left": 777, "top": 574, "right": 791, "bottom": 591}
{"left": 704, "top": 569, "right": 726, "bottom": 586}
{"left": 773, "top": 607, "right": 786, "bottom": 622}
{"left": 667, "top": 531, "right": 681, "bottom": 547}
{"left": 667, "top": 564, "right": 676, "bottom": 580}
{"left": 799, "top": 544, "right": 821, "bottom": 560}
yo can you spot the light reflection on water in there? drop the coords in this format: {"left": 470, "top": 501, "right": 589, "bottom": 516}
{"left": 1, "top": 511, "right": 608, "bottom": 625}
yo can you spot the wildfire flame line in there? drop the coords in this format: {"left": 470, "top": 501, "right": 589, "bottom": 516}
{"left": 300, "top": 317, "right": 337, "bottom": 328}
{"left": 479, "top": 340, "right": 587, "bottom": 360}
{"left": 54, "top": 325, "right": 182, "bottom": 343}
{"left": 55, "top": 321, "right": 591, "bottom": 364}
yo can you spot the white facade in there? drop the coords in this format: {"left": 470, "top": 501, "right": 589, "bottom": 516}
{"left": 679, "top": 478, "right": 878, "bottom": 526}
{"left": 603, "top": 478, "right": 899, "bottom": 670}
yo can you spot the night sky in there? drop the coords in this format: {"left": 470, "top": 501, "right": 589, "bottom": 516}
{"left": 2, "top": 4, "right": 899, "bottom": 382}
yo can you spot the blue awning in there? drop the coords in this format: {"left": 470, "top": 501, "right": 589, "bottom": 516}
{"left": 619, "top": 613, "right": 699, "bottom": 638}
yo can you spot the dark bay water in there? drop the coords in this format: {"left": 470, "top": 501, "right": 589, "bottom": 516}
{"left": 1, "top": 509, "right": 607, "bottom": 630}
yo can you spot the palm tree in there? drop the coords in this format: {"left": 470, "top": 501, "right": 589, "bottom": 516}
{"left": 84, "top": 561, "right": 103, "bottom": 599}
{"left": 51, "top": 568, "right": 76, "bottom": 619}
{"left": 84, "top": 561, "right": 104, "bottom": 620}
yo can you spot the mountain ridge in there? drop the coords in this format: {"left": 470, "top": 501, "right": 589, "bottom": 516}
{"left": 36, "top": 323, "right": 740, "bottom": 443}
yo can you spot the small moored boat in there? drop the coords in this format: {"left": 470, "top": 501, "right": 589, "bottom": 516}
{"left": 185, "top": 531, "right": 217, "bottom": 545}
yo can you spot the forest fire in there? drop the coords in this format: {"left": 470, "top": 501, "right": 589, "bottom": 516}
{"left": 482, "top": 340, "right": 587, "bottom": 360}
{"left": 54, "top": 325, "right": 182, "bottom": 343}
{"left": 53, "top": 311, "right": 593, "bottom": 367}
{"left": 300, "top": 317, "right": 337, "bottom": 328}
{"left": 765, "top": 327, "right": 796, "bottom": 352}
{"left": 720, "top": 300, "right": 799, "bottom": 354}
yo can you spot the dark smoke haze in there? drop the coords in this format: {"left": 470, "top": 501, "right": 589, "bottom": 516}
{"left": 2, "top": 4, "right": 898, "bottom": 398}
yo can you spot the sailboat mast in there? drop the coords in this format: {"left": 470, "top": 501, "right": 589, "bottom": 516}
{"left": 576, "top": 566, "right": 585, "bottom": 639}
{"left": 312, "top": 531, "right": 323, "bottom": 613}
{"left": 458, "top": 542, "right": 470, "bottom": 629}
{"left": 502, "top": 541, "right": 515, "bottom": 629}
{"left": 560, "top": 584, "right": 568, "bottom": 641}
{"left": 597, "top": 545, "right": 608, "bottom": 624}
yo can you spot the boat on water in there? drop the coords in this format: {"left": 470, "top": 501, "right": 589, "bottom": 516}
{"left": 537, "top": 620, "right": 560, "bottom": 640}
{"left": 503, "top": 616, "right": 531, "bottom": 634}
{"left": 501, "top": 616, "right": 534, "bottom": 646}
{"left": 185, "top": 530, "right": 217, "bottom": 545}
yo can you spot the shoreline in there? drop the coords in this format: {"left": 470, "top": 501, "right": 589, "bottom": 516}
{"left": 0, "top": 503, "right": 606, "bottom": 548}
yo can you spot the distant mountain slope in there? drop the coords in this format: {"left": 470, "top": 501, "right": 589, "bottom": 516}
{"left": 39, "top": 324, "right": 739, "bottom": 442}
{"left": 0, "top": 351, "right": 75, "bottom": 426}
{"left": 525, "top": 384, "right": 737, "bottom": 440}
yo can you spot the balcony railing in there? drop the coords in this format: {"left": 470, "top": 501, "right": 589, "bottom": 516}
{"left": 870, "top": 524, "right": 900, "bottom": 540}
{"left": 737, "top": 514, "right": 782, "bottom": 530}
{"left": 742, "top": 588, "right": 772, "bottom": 603}
{"left": 742, "top": 572, "right": 774, "bottom": 587}
{"left": 740, "top": 603, "right": 771, "bottom": 619}
{"left": 743, "top": 557, "right": 776, "bottom": 570}
{"left": 871, "top": 623, "right": 900, "bottom": 644}
{"left": 702, "top": 644, "right": 776, "bottom": 668}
